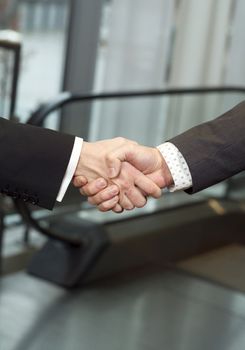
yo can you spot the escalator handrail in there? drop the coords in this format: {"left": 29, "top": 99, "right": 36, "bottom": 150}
{"left": 16, "top": 85, "right": 245, "bottom": 244}
{"left": 27, "top": 86, "right": 245, "bottom": 126}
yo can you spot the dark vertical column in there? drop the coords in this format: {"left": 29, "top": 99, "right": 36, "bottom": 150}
{"left": 60, "top": 0, "right": 104, "bottom": 139}
{"left": 10, "top": 43, "right": 21, "bottom": 120}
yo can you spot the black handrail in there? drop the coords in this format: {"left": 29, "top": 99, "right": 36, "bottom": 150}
{"left": 16, "top": 86, "right": 245, "bottom": 245}
{"left": 0, "top": 37, "right": 21, "bottom": 120}
{"left": 27, "top": 86, "right": 245, "bottom": 126}
{"left": 14, "top": 199, "right": 83, "bottom": 246}
{"left": 0, "top": 211, "right": 4, "bottom": 272}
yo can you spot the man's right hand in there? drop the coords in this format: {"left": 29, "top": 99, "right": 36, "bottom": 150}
{"left": 74, "top": 139, "right": 174, "bottom": 212}
{"left": 73, "top": 138, "right": 165, "bottom": 212}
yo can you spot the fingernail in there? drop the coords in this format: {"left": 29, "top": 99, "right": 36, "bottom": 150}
{"left": 97, "top": 179, "right": 106, "bottom": 188}
{"left": 108, "top": 167, "right": 116, "bottom": 178}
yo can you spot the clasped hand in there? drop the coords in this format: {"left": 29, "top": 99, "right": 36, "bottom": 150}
{"left": 73, "top": 137, "right": 173, "bottom": 212}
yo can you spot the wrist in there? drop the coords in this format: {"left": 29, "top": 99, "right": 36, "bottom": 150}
{"left": 155, "top": 148, "right": 174, "bottom": 188}
{"left": 74, "top": 141, "right": 94, "bottom": 177}
{"left": 74, "top": 141, "right": 108, "bottom": 181}
{"left": 74, "top": 141, "right": 87, "bottom": 177}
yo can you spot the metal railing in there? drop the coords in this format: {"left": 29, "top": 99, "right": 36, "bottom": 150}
{"left": 0, "top": 30, "right": 21, "bottom": 119}
{"left": 18, "top": 86, "right": 245, "bottom": 244}
{"left": 0, "top": 85, "right": 244, "bottom": 282}
{"left": 27, "top": 85, "right": 245, "bottom": 126}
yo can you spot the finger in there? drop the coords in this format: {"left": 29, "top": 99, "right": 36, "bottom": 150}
{"left": 87, "top": 185, "right": 119, "bottom": 205}
{"left": 112, "top": 203, "right": 124, "bottom": 213}
{"left": 147, "top": 170, "right": 166, "bottom": 188}
{"left": 97, "top": 196, "right": 120, "bottom": 212}
{"left": 73, "top": 175, "right": 88, "bottom": 188}
{"left": 119, "top": 193, "right": 135, "bottom": 211}
{"left": 106, "top": 144, "right": 135, "bottom": 178}
{"left": 125, "top": 186, "right": 147, "bottom": 208}
{"left": 134, "top": 174, "right": 162, "bottom": 199}
{"left": 80, "top": 187, "right": 86, "bottom": 196}
{"left": 81, "top": 178, "right": 108, "bottom": 196}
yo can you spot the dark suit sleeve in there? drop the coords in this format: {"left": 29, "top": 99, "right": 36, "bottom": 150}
{"left": 169, "top": 101, "right": 245, "bottom": 194}
{"left": 0, "top": 118, "right": 75, "bottom": 210}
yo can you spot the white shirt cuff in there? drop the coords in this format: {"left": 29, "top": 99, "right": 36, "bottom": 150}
{"left": 157, "top": 142, "right": 193, "bottom": 192}
{"left": 56, "top": 137, "right": 83, "bottom": 202}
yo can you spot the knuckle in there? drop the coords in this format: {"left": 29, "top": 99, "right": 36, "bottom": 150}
{"left": 122, "top": 181, "right": 131, "bottom": 191}
{"left": 105, "top": 153, "right": 114, "bottom": 163}
{"left": 125, "top": 186, "right": 134, "bottom": 196}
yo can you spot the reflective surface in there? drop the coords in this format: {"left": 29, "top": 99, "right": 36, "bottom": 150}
{"left": 1, "top": 268, "right": 245, "bottom": 350}
{"left": 0, "top": 0, "right": 69, "bottom": 121}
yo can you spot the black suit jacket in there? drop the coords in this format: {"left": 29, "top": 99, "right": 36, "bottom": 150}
{"left": 0, "top": 118, "right": 75, "bottom": 209}
{"left": 169, "top": 101, "right": 245, "bottom": 193}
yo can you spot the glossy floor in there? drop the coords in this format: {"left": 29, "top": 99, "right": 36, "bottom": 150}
{"left": 1, "top": 268, "right": 245, "bottom": 350}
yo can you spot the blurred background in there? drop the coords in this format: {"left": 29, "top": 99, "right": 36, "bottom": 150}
{"left": 0, "top": 1, "right": 245, "bottom": 350}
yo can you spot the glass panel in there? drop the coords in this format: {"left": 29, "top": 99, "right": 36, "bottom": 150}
{"left": 0, "top": 39, "right": 16, "bottom": 118}
{"left": 0, "top": 0, "right": 70, "bottom": 122}
{"left": 44, "top": 91, "right": 245, "bottom": 217}
{"left": 91, "top": 0, "right": 245, "bottom": 152}
{"left": 93, "top": 0, "right": 174, "bottom": 94}
{"left": 89, "top": 92, "right": 245, "bottom": 145}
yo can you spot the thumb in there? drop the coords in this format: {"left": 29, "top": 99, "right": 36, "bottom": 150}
{"left": 106, "top": 144, "right": 132, "bottom": 178}
{"left": 73, "top": 175, "right": 88, "bottom": 188}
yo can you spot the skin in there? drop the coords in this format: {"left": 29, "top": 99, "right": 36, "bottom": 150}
{"left": 73, "top": 138, "right": 174, "bottom": 212}
{"left": 73, "top": 138, "right": 165, "bottom": 211}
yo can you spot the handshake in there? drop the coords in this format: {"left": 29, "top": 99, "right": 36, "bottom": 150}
{"left": 73, "top": 137, "right": 174, "bottom": 213}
